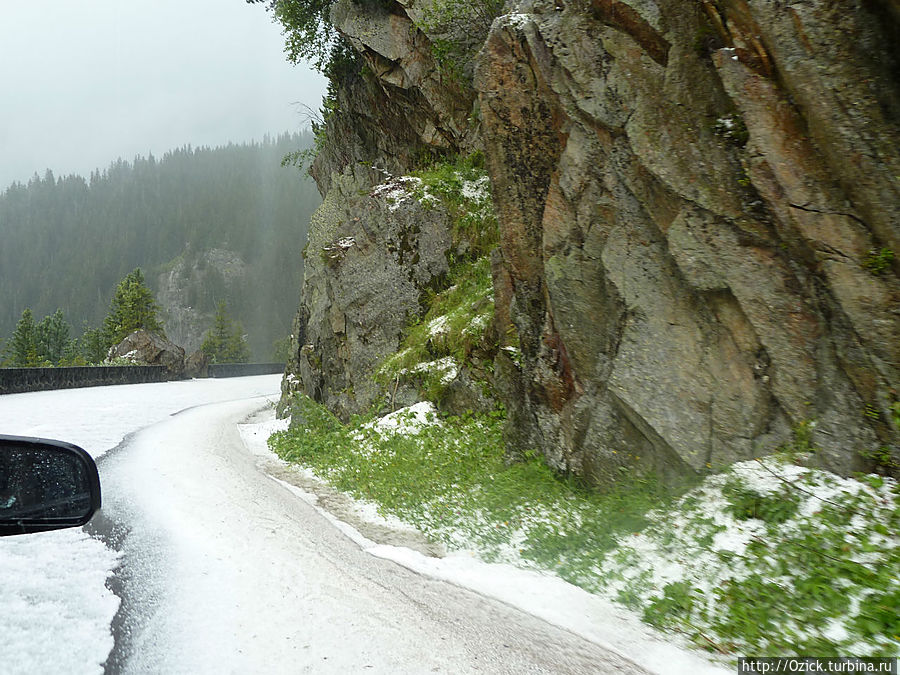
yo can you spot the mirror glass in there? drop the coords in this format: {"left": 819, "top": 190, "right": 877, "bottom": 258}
{"left": 0, "top": 443, "right": 95, "bottom": 525}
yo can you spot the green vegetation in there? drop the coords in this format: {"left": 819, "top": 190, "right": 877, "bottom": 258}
{"left": 372, "top": 153, "right": 499, "bottom": 401}
{"left": 859, "top": 445, "right": 900, "bottom": 474}
{"left": 722, "top": 480, "right": 799, "bottom": 524}
{"left": 272, "top": 398, "right": 900, "bottom": 659}
{"left": 270, "top": 394, "right": 671, "bottom": 571}
{"left": 251, "top": 0, "right": 501, "bottom": 170}
{"left": 282, "top": 98, "right": 335, "bottom": 170}
{"left": 625, "top": 459, "right": 900, "bottom": 657}
{"left": 36, "top": 310, "right": 76, "bottom": 365}
{"left": 200, "top": 301, "right": 251, "bottom": 364}
{"left": 79, "top": 325, "right": 110, "bottom": 365}
{"left": 281, "top": 46, "right": 355, "bottom": 171}
{"left": 4, "top": 309, "right": 43, "bottom": 367}
{"left": 3, "top": 268, "right": 168, "bottom": 366}
{"left": 413, "top": 0, "right": 505, "bottom": 81}
{"left": 255, "top": 0, "right": 900, "bottom": 660}
{"left": 251, "top": 0, "right": 502, "bottom": 78}
{"left": 271, "top": 335, "right": 292, "bottom": 363}
{"left": 410, "top": 152, "right": 498, "bottom": 259}
{"left": 376, "top": 256, "right": 494, "bottom": 399}
{"left": 862, "top": 248, "right": 894, "bottom": 275}
{"left": 247, "top": 0, "right": 339, "bottom": 71}
{"left": 1, "top": 308, "right": 81, "bottom": 367}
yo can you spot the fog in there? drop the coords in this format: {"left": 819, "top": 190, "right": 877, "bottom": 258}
{"left": 0, "top": 0, "right": 327, "bottom": 189}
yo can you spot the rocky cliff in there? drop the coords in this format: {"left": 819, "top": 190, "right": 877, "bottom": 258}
{"left": 157, "top": 247, "right": 249, "bottom": 355}
{"left": 284, "top": 166, "right": 455, "bottom": 419}
{"left": 283, "top": 0, "right": 899, "bottom": 482}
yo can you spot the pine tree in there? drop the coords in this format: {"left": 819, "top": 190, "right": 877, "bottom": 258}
{"left": 102, "top": 269, "right": 165, "bottom": 346}
{"left": 36, "top": 309, "right": 76, "bottom": 364}
{"left": 4, "top": 309, "right": 42, "bottom": 367}
{"left": 78, "top": 325, "right": 109, "bottom": 365}
{"left": 201, "top": 301, "right": 250, "bottom": 364}
{"left": 0, "top": 133, "right": 318, "bottom": 354}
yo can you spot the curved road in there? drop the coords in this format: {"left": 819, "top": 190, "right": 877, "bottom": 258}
{"left": 93, "top": 395, "right": 647, "bottom": 674}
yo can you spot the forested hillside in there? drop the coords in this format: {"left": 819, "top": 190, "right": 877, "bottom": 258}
{"left": 0, "top": 132, "right": 319, "bottom": 359}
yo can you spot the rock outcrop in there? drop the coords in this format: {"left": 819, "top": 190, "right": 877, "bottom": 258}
{"left": 309, "top": 0, "right": 491, "bottom": 193}
{"left": 282, "top": 167, "right": 456, "bottom": 420}
{"left": 156, "top": 247, "right": 248, "bottom": 355}
{"left": 284, "top": 0, "right": 899, "bottom": 481}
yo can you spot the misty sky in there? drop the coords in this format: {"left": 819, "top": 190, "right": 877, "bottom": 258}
{"left": 0, "top": 0, "right": 327, "bottom": 189}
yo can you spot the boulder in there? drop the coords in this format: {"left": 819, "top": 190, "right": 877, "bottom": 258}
{"left": 108, "top": 330, "right": 186, "bottom": 376}
{"left": 184, "top": 350, "right": 209, "bottom": 378}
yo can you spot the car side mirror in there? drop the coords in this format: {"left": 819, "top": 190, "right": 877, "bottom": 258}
{"left": 0, "top": 435, "right": 101, "bottom": 536}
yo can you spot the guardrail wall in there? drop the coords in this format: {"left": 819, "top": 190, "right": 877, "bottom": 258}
{"left": 207, "top": 363, "right": 284, "bottom": 378}
{"left": 0, "top": 366, "right": 169, "bottom": 395}
{"left": 0, "top": 363, "right": 285, "bottom": 395}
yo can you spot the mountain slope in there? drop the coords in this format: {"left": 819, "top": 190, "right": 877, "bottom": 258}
{"left": 0, "top": 133, "right": 320, "bottom": 358}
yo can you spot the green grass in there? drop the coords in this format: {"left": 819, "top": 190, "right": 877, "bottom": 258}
{"left": 271, "top": 403, "right": 900, "bottom": 661}
{"left": 410, "top": 152, "right": 498, "bottom": 259}
{"left": 370, "top": 154, "right": 500, "bottom": 401}
{"left": 270, "top": 394, "right": 671, "bottom": 572}
{"left": 376, "top": 255, "right": 494, "bottom": 397}
{"left": 722, "top": 480, "right": 800, "bottom": 524}
{"left": 862, "top": 248, "right": 894, "bottom": 276}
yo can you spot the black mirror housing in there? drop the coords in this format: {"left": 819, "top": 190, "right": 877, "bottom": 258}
{"left": 0, "top": 435, "right": 102, "bottom": 536}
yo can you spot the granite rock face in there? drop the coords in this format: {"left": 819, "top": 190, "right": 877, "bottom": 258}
{"left": 476, "top": 0, "right": 899, "bottom": 480}
{"left": 285, "top": 0, "right": 899, "bottom": 481}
